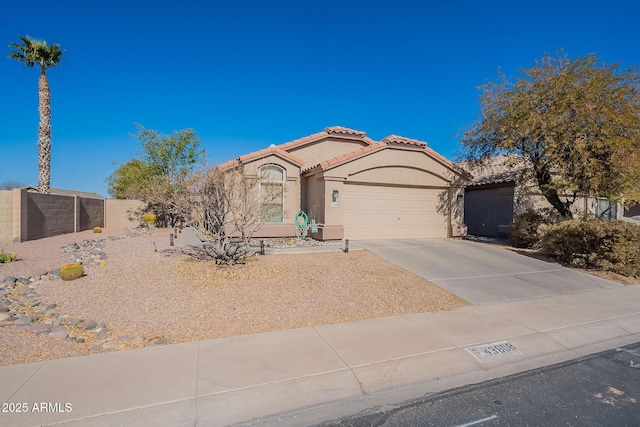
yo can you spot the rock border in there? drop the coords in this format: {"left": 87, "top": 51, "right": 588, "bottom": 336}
{"left": 0, "top": 230, "right": 171, "bottom": 353}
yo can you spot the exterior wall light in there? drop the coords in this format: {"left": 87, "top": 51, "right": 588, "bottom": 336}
{"left": 332, "top": 189, "right": 339, "bottom": 202}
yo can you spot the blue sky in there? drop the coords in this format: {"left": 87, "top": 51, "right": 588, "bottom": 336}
{"left": 1, "top": 0, "right": 639, "bottom": 196}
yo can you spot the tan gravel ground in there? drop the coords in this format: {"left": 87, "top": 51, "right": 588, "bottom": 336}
{"left": 0, "top": 228, "right": 469, "bottom": 366}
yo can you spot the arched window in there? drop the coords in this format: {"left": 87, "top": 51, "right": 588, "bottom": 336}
{"left": 260, "top": 165, "right": 284, "bottom": 222}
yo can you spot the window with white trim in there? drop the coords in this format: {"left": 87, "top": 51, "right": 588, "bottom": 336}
{"left": 260, "top": 165, "right": 284, "bottom": 222}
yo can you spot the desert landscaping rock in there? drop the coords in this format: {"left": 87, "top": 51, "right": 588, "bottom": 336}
{"left": 49, "top": 326, "right": 68, "bottom": 339}
{"left": 131, "top": 334, "right": 145, "bottom": 344}
{"left": 76, "top": 320, "right": 97, "bottom": 331}
{"left": 25, "top": 324, "right": 52, "bottom": 334}
{"left": 0, "top": 226, "right": 476, "bottom": 366}
{"left": 0, "top": 312, "right": 12, "bottom": 321}
{"left": 145, "top": 336, "right": 170, "bottom": 347}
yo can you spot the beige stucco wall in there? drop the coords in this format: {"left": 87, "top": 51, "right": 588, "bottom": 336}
{"left": 104, "top": 199, "right": 145, "bottom": 228}
{"left": 0, "top": 190, "right": 13, "bottom": 245}
{"left": 514, "top": 180, "right": 622, "bottom": 219}
{"left": 301, "top": 146, "right": 469, "bottom": 239}
{"left": 328, "top": 147, "right": 459, "bottom": 184}
{"left": 287, "top": 137, "right": 369, "bottom": 167}
{"left": 240, "top": 154, "right": 301, "bottom": 224}
{"left": 303, "top": 174, "right": 326, "bottom": 223}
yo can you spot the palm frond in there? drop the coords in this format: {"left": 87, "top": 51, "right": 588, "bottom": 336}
{"left": 7, "top": 34, "right": 63, "bottom": 69}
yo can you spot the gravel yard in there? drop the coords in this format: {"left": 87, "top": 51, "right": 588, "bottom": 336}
{"left": 0, "top": 228, "right": 469, "bottom": 366}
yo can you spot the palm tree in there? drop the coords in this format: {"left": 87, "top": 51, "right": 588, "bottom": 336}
{"left": 8, "top": 35, "right": 64, "bottom": 194}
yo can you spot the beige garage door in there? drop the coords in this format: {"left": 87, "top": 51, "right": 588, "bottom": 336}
{"left": 342, "top": 184, "right": 448, "bottom": 240}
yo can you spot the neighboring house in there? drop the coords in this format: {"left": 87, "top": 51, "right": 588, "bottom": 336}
{"left": 220, "top": 126, "right": 471, "bottom": 240}
{"left": 459, "top": 155, "right": 623, "bottom": 237}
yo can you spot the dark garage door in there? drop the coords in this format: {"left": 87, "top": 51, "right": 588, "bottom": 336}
{"left": 464, "top": 184, "right": 514, "bottom": 237}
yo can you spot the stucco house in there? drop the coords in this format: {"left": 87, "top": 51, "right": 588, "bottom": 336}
{"left": 219, "top": 126, "right": 471, "bottom": 240}
{"left": 460, "top": 155, "right": 623, "bottom": 237}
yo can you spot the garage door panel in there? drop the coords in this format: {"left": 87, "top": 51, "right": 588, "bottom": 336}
{"left": 342, "top": 184, "right": 447, "bottom": 240}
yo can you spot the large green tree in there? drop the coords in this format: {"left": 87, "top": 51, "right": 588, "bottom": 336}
{"left": 461, "top": 53, "right": 640, "bottom": 218}
{"left": 106, "top": 159, "right": 157, "bottom": 199}
{"left": 107, "top": 125, "right": 205, "bottom": 199}
{"left": 133, "top": 124, "right": 204, "bottom": 183}
{"left": 107, "top": 125, "right": 205, "bottom": 226}
{"left": 8, "top": 35, "right": 64, "bottom": 194}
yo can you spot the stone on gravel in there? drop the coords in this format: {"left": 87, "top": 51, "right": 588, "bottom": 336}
{"left": 95, "top": 328, "right": 109, "bottom": 338}
{"left": 65, "top": 318, "right": 83, "bottom": 326}
{"left": 146, "top": 337, "right": 170, "bottom": 347}
{"left": 0, "top": 312, "right": 12, "bottom": 322}
{"left": 25, "top": 324, "right": 52, "bottom": 334}
{"left": 131, "top": 334, "right": 145, "bottom": 344}
{"left": 76, "top": 320, "right": 97, "bottom": 330}
{"left": 49, "top": 326, "right": 68, "bottom": 339}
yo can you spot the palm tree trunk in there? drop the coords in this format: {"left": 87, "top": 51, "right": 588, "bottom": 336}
{"left": 37, "top": 67, "right": 52, "bottom": 194}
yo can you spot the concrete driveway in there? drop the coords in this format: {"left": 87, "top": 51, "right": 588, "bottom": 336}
{"left": 356, "top": 239, "right": 622, "bottom": 304}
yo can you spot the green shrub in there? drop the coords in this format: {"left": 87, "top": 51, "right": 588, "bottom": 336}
{"left": 143, "top": 212, "right": 156, "bottom": 226}
{"left": 59, "top": 263, "right": 85, "bottom": 281}
{"left": 540, "top": 219, "right": 640, "bottom": 276}
{"left": 0, "top": 249, "right": 17, "bottom": 264}
{"left": 508, "top": 209, "right": 561, "bottom": 248}
{"left": 93, "top": 226, "right": 102, "bottom": 233}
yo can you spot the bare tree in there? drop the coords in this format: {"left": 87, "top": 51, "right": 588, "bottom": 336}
{"left": 0, "top": 180, "right": 25, "bottom": 190}
{"left": 168, "top": 164, "right": 278, "bottom": 265}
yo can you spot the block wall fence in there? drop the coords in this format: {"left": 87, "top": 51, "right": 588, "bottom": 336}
{"left": 0, "top": 189, "right": 143, "bottom": 245}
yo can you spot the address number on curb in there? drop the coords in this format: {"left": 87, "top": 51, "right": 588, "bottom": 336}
{"left": 465, "top": 340, "right": 522, "bottom": 363}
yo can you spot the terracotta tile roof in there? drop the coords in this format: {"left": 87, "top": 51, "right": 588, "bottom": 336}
{"left": 218, "top": 146, "right": 304, "bottom": 170}
{"left": 303, "top": 135, "right": 473, "bottom": 180}
{"left": 217, "top": 128, "right": 471, "bottom": 182}
{"left": 324, "top": 126, "right": 367, "bottom": 137}
{"left": 381, "top": 135, "right": 427, "bottom": 147}
{"left": 278, "top": 126, "right": 375, "bottom": 151}
{"left": 308, "top": 142, "right": 387, "bottom": 173}
{"left": 457, "top": 155, "right": 522, "bottom": 186}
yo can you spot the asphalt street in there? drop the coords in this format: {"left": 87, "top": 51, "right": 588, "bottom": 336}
{"left": 323, "top": 342, "right": 640, "bottom": 427}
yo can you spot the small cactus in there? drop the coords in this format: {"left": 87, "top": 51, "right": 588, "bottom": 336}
{"left": 93, "top": 226, "right": 102, "bottom": 233}
{"left": 59, "top": 263, "right": 85, "bottom": 281}
{"left": 0, "top": 249, "right": 17, "bottom": 264}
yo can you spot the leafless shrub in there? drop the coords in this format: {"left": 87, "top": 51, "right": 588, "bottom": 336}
{"left": 157, "top": 165, "right": 279, "bottom": 265}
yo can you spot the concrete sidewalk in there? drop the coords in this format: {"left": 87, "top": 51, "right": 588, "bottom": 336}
{"left": 2, "top": 281, "right": 639, "bottom": 426}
